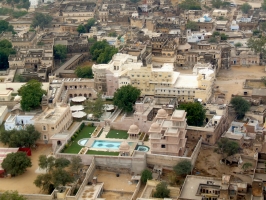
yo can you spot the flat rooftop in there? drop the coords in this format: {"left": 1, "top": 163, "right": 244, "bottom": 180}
{"left": 174, "top": 74, "right": 198, "bottom": 88}
{"left": 180, "top": 175, "right": 225, "bottom": 199}
{"left": 34, "top": 106, "right": 68, "bottom": 124}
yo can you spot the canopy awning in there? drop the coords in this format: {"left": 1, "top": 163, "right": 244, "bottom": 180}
{"left": 72, "top": 96, "right": 86, "bottom": 102}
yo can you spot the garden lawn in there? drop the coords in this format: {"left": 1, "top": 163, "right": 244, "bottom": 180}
{"left": 86, "top": 150, "right": 119, "bottom": 156}
{"left": 63, "top": 126, "right": 96, "bottom": 154}
{"left": 106, "top": 129, "right": 128, "bottom": 139}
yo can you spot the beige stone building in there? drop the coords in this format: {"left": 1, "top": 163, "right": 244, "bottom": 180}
{"left": 60, "top": 2, "right": 96, "bottom": 23}
{"left": 148, "top": 109, "right": 187, "bottom": 156}
{"left": 34, "top": 105, "right": 72, "bottom": 144}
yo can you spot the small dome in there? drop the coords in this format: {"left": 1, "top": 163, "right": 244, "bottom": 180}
{"left": 14, "top": 95, "right": 21, "bottom": 102}
{"left": 151, "top": 122, "right": 160, "bottom": 129}
{"left": 129, "top": 124, "right": 139, "bottom": 132}
{"left": 247, "top": 50, "right": 254, "bottom": 55}
{"left": 157, "top": 109, "right": 167, "bottom": 117}
{"left": 119, "top": 141, "right": 130, "bottom": 151}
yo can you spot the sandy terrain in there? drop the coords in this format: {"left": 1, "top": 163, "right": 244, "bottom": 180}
{"left": 94, "top": 169, "right": 137, "bottom": 193}
{"left": 215, "top": 65, "right": 265, "bottom": 102}
{"left": 0, "top": 144, "right": 52, "bottom": 194}
{"left": 194, "top": 146, "right": 255, "bottom": 184}
{"left": 101, "top": 192, "right": 132, "bottom": 200}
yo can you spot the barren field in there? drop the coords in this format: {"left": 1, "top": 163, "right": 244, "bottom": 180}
{"left": 215, "top": 65, "right": 265, "bottom": 102}
{"left": 101, "top": 191, "right": 132, "bottom": 200}
{"left": 0, "top": 144, "right": 52, "bottom": 194}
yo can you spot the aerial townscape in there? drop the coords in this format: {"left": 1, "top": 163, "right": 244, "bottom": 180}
{"left": 1, "top": 0, "right": 266, "bottom": 199}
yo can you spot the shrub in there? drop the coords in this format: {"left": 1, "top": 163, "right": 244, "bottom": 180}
{"left": 141, "top": 169, "right": 152, "bottom": 184}
{"left": 71, "top": 136, "right": 75, "bottom": 141}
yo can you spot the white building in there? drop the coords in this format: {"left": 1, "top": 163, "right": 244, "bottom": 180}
{"left": 4, "top": 114, "right": 34, "bottom": 131}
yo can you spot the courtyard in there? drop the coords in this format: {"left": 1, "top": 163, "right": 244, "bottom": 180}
{"left": 0, "top": 143, "right": 52, "bottom": 194}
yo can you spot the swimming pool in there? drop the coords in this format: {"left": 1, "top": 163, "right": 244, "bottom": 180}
{"left": 136, "top": 145, "right": 149, "bottom": 152}
{"left": 91, "top": 140, "right": 122, "bottom": 150}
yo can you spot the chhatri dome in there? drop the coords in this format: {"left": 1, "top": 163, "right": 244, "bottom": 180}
{"left": 119, "top": 141, "right": 130, "bottom": 152}
{"left": 128, "top": 124, "right": 139, "bottom": 132}
{"left": 156, "top": 109, "right": 168, "bottom": 118}
{"left": 149, "top": 122, "right": 161, "bottom": 132}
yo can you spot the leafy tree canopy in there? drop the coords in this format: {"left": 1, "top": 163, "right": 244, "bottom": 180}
{"left": 35, "top": 155, "right": 76, "bottom": 193}
{"left": 130, "top": 0, "right": 140, "bottom": 3}
{"left": 247, "top": 36, "right": 266, "bottom": 59}
{"left": 54, "top": 44, "right": 67, "bottom": 61}
{"left": 178, "top": 102, "right": 206, "bottom": 126}
{"left": 230, "top": 96, "right": 250, "bottom": 119}
{"left": 85, "top": 92, "right": 104, "bottom": 119}
{"left": 173, "top": 160, "right": 192, "bottom": 176}
{"left": 108, "top": 31, "right": 117, "bottom": 37}
{"left": 0, "top": 39, "right": 16, "bottom": 70}
{"left": 216, "top": 138, "right": 240, "bottom": 158}
{"left": 0, "top": 8, "right": 27, "bottom": 18}
{"left": 75, "top": 66, "right": 93, "bottom": 78}
{"left": 242, "top": 162, "right": 252, "bottom": 171}
{"left": 211, "top": 0, "right": 230, "bottom": 8}
{"left": 234, "top": 42, "right": 242, "bottom": 47}
{"left": 0, "top": 20, "right": 14, "bottom": 33}
{"left": 18, "top": 79, "right": 46, "bottom": 111}
{"left": 186, "top": 21, "right": 199, "bottom": 31}
{"left": 32, "top": 13, "right": 53, "bottom": 29}
{"left": 90, "top": 40, "right": 118, "bottom": 64}
{"left": 262, "top": 0, "right": 266, "bottom": 11}
{"left": 77, "top": 24, "right": 86, "bottom": 34}
{"left": 179, "top": 0, "right": 201, "bottom": 10}
{"left": 0, "top": 125, "right": 41, "bottom": 147}
{"left": 4, "top": 0, "right": 30, "bottom": 10}
{"left": 70, "top": 156, "right": 83, "bottom": 179}
{"left": 77, "top": 18, "right": 96, "bottom": 33}
{"left": 0, "top": 191, "right": 26, "bottom": 200}
{"left": 241, "top": 3, "right": 252, "bottom": 14}
{"left": 2, "top": 152, "right": 32, "bottom": 176}
{"left": 113, "top": 85, "right": 141, "bottom": 112}
{"left": 153, "top": 182, "right": 170, "bottom": 198}
{"left": 141, "top": 169, "right": 152, "bottom": 184}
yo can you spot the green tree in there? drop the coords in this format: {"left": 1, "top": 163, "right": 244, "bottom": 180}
{"left": 141, "top": 169, "right": 152, "bottom": 184}
{"left": 241, "top": 3, "right": 252, "bottom": 14}
{"left": 0, "top": 20, "right": 14, "bottom": 33}
{"left": 38, "top": 155, "right": 55, "bottom": 173}
{"left": 208, "top": 37, "right": 217, "bottom": 43}
{"left": 113, "top": 85, "right": 141, "bottom": 112}
{"left": 84, "top": 18, "right": 95, "bottom": 32}
{"left": 14, "top": 74, "right": 26, "bottom": 82}
{"left": 242, "top": 162, "right": 252, "bottom": 171}
{"left": 2, "top": 152, "right": 32, "bottom": 176}
{"left": 54, "top": 44, "right": 67, "bottom": 62}
{"left": 0, "top": 125, "right": 41, "bottom": 147}
{"left": 153, "top": 182, "right": 170, "bottom": 198}
{"left": 247, "top": 36, "right": 266, "bottom": 59}
{"left": 108, "top": 31, "right": 117, "bottom": 37}
{"left": 186, "top": 21, "right": 199, "bottom": 31}
{"left": 54, "top": 157, "right": 70, "bottom": 169}
{"left": 0, "top": 191, "right": 26, "bottom": 200}
{"left": 75, "top": 66, "right": 93, "bottom": 78}
{"left": 173, "top": 160, "right": 192, "bottom": 176}
{"left": 179, "top": 0, "right": 201, "bottom": 10}
{"left": 90, "top": 40, "right": 118, "bottom": 64}
{"left": 178, "top": 102, "right": 206, "bottom": 126}
{"left": 0, "top": 39, "right": 16, "bottom": 69}
{"left": 18, "top": 79, "right": 46, "bottom": 111}
{"left": 235, "top": 42, "right": 242, "bottom": 47}
{"left": 52, "top": 168, "right": 74, "bottom": 188}
{"left": 260, "top": 22, "right": 266, "bottom": 31}
{"left": 130, "top": 0, "right": 140, "bottom": 3}
{"left": 262, "top": 0, "right": 266, "bottom": 11}
{"left": 230, "top": 96, "right": 250, "bottom": 119}
{"left": 69, "top": 156, "right": 83, "bottom": 179}
{"left": 32, "top": 13, "right": 53, "bottom": 29}
{"left": 216, "top": 138, "right": 240, "bottom": 158}
{"left": 220, "top": 33, "right": 228, "bottom": 40}
{"left": 34, "top": 173, "right": 53, "bottom": 193}
{"left": 211, "top": 0, "right": 223, "bottom": 8}
{"left": 85, "top": 92, "right": 104, "bottom": 119}
{"left": 77, "top": 24, "right": 86, "bottom": 34}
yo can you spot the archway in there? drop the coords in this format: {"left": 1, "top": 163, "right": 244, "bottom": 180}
{"left": 79, "top": 94, "right": 82, "bottom": 96}
{"left": 74, "top": 94, "right": 77, "bottom": 97}
{"left": 84, "top": 93, "right": 87, "bottom": 97}
{"left": 69, "top": 94, "right": 73, "bottom": 98}
{"left": 57, "top": 141, "right": 62, "bottom": 146}
{"left": 89, "top": 93, "right": 92, "bottom": 97}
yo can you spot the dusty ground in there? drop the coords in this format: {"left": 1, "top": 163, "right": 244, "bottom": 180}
{"left": 0, "top": 144, "right": 52, "bottom": 194}
{"left": 94, "top": 169, "right": 137, "bottom": 193}
{"left": 101, "top": 192, "right": 132, "bottom": 200}
{"left": 215, "top": 65, "right": 265, "bottom": 102}
{"left": 78, "top": 61, "right": 96, "bottom": 67}
{"left": 194, "top": 146, "right": 255, "bottom": 184}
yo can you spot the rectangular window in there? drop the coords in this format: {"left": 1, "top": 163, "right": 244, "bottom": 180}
{"left": 43, "top": 126, "right": 46, "bottom": 131}
{"left": 161, "top": 144, "right": 166, "bottom": 148}
{"left": 43, "top": 135, "right": 47, "bottom": 140}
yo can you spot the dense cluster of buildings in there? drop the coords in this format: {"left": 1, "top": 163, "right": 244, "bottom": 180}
{"left": 1, "top": 0, "right": 266, "bottom": 199}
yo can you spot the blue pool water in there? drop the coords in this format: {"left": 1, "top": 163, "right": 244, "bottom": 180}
{"left": 92, "top": 140, "right": 121, "bottom": 150}
{"left": 136, "top": 145, "right": 149, "bottom": 152}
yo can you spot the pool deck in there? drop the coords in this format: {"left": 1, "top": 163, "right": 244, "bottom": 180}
{"left": 83, "top": 138, "right": 138, "bottom": 154}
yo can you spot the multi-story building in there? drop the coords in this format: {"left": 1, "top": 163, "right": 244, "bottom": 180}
{"left": 59, "top": 2, "right": 96, "bottom": 23}
{"left": 148, "top": 109, "right": 187, "bottom": 156}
